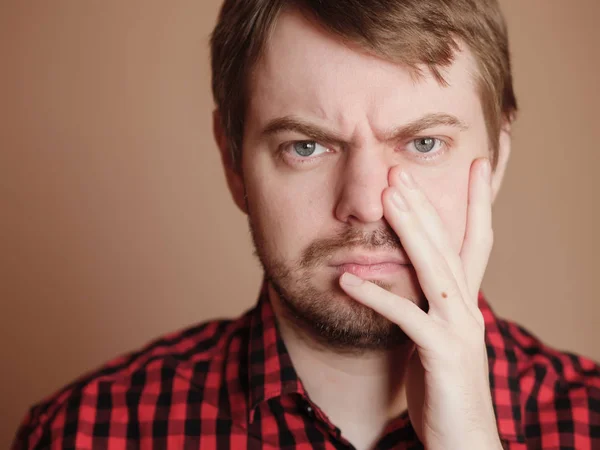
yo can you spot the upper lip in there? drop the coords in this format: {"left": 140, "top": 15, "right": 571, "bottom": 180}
{"left": 328, "top": 252, "right": 411, "bottom": 266}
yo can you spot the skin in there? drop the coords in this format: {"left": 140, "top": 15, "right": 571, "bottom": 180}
{"left": 214, "top": 8, "right": 510, "bottom": 450}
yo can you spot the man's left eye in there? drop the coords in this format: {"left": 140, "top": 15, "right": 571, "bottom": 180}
{"left": 291, "top": 141, "right": 329, "bottom": 157}
{"left": 409, "top": 137, "right": 443, "bottom": 154}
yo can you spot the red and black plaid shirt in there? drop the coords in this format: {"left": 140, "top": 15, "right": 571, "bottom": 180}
{"left": 13, "top": 280, "right": 600, "bottom": 449}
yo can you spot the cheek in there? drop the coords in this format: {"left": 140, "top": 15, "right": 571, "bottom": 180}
{"left": 246, "top": 168, "right": 330, "bottom": 259}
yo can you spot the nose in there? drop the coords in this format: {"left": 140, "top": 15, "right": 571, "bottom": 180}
{"left": 334, "top": 148, "right": 390, "bottom": 225}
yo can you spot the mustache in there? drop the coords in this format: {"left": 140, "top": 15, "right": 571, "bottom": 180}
{"left": 300, "top": 225, "right": 402, "bottom": 269}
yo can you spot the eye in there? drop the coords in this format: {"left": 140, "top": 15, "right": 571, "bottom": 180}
{"left": 409, "top": 137, "right": 444, "bottom": 154}
{"left": 290, "top": 141, "right": 330, "bottom": 158}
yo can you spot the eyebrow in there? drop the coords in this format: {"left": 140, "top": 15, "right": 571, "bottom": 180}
{"left": 261, "top": 113, "right": 469, "bottom": 146}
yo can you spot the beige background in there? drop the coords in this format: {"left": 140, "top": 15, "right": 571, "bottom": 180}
{"left": 1, "top": 1, "right": 598, "bottom": 447}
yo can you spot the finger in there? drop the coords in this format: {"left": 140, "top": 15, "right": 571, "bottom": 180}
{"left": 459, "top": 158, "right": 494, "bottom": 302}
{"left": 339, "top": 272, "right": 438, "bottom": 348}
{"left": 381, "top": 184, "right": 464, "bottom": 316}
{"left": 388, "top": 167, "right": 470, "bottom": 301}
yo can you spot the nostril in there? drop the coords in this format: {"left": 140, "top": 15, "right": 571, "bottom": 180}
{"left": 342, "top": 200, "right": 384, "bottom": 225}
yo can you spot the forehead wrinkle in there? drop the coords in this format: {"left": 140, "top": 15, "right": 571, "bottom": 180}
{"left": 298, "top": 98, "right": 374, "bottom": 146}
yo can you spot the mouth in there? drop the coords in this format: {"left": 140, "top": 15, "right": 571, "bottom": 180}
{"left": 332, "top": 262, "right": 410, "bottom": 278}
{"left": 328, "top": 253, "right": 412, "bottom": 279}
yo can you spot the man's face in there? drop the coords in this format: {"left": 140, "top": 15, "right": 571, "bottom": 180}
{"left": 224, "top": 10, "right": 504, "bottom": 350}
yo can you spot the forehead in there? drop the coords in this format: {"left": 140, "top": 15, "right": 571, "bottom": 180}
{"left": 247, "top": 8, "right": 483, "bottom": 136}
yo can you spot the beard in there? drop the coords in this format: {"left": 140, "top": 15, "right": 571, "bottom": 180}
{"left": 247, "top": 212, "right": 427, "bottom": 353}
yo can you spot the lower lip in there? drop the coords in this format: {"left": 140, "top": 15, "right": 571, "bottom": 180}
{"left": 332, "top": 263, "right": 410, "bottom": 278}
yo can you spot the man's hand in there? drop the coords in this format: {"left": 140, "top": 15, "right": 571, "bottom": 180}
{"left": 338, "top": 158, "right": 502, "bottom": 450}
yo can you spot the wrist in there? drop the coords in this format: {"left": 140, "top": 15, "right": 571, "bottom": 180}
{"left": 427, "top": 429, "right": 502, "bottom": 450}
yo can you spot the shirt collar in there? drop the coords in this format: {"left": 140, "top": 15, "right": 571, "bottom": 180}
{"left": 244, "top": 279, "right": 526, "bottom": 443}
{"left": 246, "top": 280, "right": 305, "bottom": 422}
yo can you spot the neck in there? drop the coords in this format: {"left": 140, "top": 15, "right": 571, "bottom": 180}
{"left": 268, "top": 284, "right": 413, "bottom": 449}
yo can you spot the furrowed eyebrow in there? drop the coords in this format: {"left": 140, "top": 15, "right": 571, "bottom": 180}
{"left": 261, "top": 113, "right": 468, "bottom": 145}
{"left": 381, "top": 113, "right": 469, "bottom": 141}
{"left": 262, "top": 116, "right": 346, "bottom": 146}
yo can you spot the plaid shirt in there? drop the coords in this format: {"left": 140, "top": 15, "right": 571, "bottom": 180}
{"left": 13, "top": 280, "right": 600, "bottom": 449}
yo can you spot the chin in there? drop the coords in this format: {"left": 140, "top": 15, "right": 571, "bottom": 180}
{"left": 267, "top": 269, "right": 426, "bottom": 352}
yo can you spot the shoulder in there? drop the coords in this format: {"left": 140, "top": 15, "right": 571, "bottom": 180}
{"left": 501, "top": 318, "right": 600, "bottom": 391}
{"left": 11, "top": 315, "right": 250, "bottom": 450}
{"left": 499, "top": 318, "right": 600, "bottom": 445}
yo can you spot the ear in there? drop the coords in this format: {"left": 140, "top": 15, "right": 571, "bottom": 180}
{"left": 213, "top": 110, "right": 248, "bottom": 214}
{"left": 490, "top": 121, "right": 512, "bottom": 204}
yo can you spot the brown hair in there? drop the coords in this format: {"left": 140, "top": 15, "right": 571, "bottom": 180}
{"left": 210, "top": 0, "right": 518, "bottom": 170}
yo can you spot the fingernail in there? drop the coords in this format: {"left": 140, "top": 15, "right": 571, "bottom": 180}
{"left": 340, "top": 272, "right": 363, "bottom": 286}
{"left": 400, "top": 171, "right": 416, "bottom": 189}
{"left": 480, "top": 159, "right": 491, "bottom": 183}
{"left": 392, "top": 188, "right": 409, "bottom": 211}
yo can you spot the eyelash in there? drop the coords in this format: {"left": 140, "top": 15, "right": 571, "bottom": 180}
{"left": 278, "top": 137, "right": 449, "bottom": 164}
{"left": 277, "top": 142, "right": 333, "bottom": 166}
{"left": 407, "top": 137, "right": 448, "bottom": 161}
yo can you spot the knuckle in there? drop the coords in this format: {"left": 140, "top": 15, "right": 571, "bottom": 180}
{"left": 414, "top": 189, "right": 430, "bottom": 207}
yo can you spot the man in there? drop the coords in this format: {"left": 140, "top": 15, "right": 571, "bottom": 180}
{"left": 12, "top": 0, "right": 600, "bottom": 449}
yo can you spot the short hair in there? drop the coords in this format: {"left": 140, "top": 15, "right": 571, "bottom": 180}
{"left": 210, "top": 0, "right": 518, "bottom": 170}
